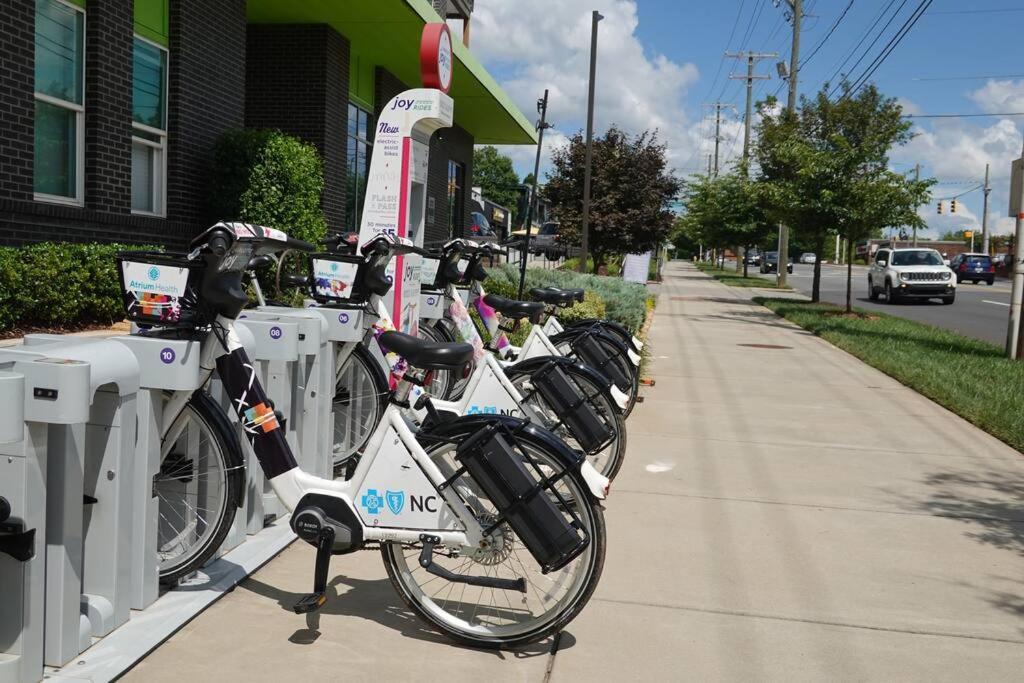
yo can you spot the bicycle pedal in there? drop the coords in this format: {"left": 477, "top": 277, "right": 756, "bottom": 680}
{"left": 293, "top": 592, "right": 327, "bottom": 614}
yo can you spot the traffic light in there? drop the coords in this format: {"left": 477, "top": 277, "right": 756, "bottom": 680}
{"left": 951, "top": 199, "right": 958, "bottom": 213}
{"left": 937, "top": 201, "right": 943, "bottom": 214}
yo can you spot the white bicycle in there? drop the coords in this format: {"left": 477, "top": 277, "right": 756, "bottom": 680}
{"left": 120, "top": 223, "right": 609, "bottom": 648}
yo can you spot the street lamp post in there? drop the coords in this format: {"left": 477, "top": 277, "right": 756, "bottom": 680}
{"left": 579, "top": 10, "right": 603, "bottom": 274}
{"left": 519, "top": 90, "right": 551, "bottom": 299}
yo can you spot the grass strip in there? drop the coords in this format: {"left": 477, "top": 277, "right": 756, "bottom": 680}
{"left": 755, "top": 297, "right": 1024, "bottom": 453}
{"left": 695, "top": 262, "right": 791, "bottom": 289}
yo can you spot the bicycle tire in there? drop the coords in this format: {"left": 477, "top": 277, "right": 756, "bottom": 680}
{"left": 552, "top": 330, "right": 640, "bottom": 418}
{"left": 158, "top": 391, "right": 244, "bottom": 584}
{"left": 417, "top": 323, "right": 456, "bottom": 401}
{"left": 431, "top": 318, "right": 472, "bottom": 400}
{"left": 381, "top": 427, "right": 605, "bottom": 649}
{"left": 332, "top": 344, "right": 389, "bottom": 469}
{"left": 504, "top": 364, "right": 627, "bottom": 480}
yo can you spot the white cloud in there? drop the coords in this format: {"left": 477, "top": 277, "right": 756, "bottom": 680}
{"left": 970, "top": 79, "right": 1024, "bottom": 113}
{"left": 468, "top": 0, "right": 701, "bottom": 176}
{"left": 890, "top": 93, "right": 1023, "bottom": 238}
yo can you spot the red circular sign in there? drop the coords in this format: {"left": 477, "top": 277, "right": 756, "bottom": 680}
{"left": 420, "top": 23, "right": 453, "bottom": 93}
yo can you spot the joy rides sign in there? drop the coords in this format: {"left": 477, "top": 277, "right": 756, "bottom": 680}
{"left": 357, "top": 23, "right": 455, "bottom": 334}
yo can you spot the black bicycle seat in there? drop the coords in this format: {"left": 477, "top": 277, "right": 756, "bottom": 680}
{"left": 483, "top": 294, "right": 545, "bottom": 324}
{"left": 377, "top": 331, "right": 474, "bottom": 371}
{"left": 529, "top": 287, "right": 581, "bottom": 305}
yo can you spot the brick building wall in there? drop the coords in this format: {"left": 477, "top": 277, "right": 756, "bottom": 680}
{"left": 245, "top": 24, "right": 348, "bottom": 231}
{"left": 0, "top": 0, "right": 246, "bottom": 248}
{"left": 84, "top": 0, "right": 133, "bottom": 214}
{"left": 167, "top": 0, "right": 247, "bottom": 230}
{"left": 0, "top": 0, "right": 35, "bottom": 204}
{"left": 374, "top": 67, "right": 474, "bottom": 245}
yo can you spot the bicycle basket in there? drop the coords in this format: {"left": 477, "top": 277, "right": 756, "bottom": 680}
{"left": 116, "top": 251, "right": 206, "bottom": 326}
{"left": 308, "top": 253, "right": 365, "bottom": 305}
{"left": 530, "top": 362, "right": 614, "bottom": 454}
{"left": 454, "top": 423, "right": 589, "bottom": 573}
{"left": 420, "top": 254, "right": 442, "bottom": 289}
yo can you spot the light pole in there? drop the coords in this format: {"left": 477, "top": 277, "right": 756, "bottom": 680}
{"left": 777, "top": 0, "right": 802, "bottom": 287}
{"left": 519, "top": 90, "right": 551, "bottom": 299}
{"left": 579, "top": 10, "right": 603, "bottom": 273}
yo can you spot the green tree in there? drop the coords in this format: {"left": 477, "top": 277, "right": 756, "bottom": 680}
{"left": 681, "top": 172, "right": 772, "bottom": 276}
{"left": 544, "top": 126, "right": 681, "bottom": 272}
{"left": 755, "top": 83, "right": 932, "bottom": 304}
{"left": 472, "top": 146, "right": 521, "bottom": 215}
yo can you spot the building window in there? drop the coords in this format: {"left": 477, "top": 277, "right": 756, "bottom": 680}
{"left": 131, "top": 36, "right": 167, "bottom": 215}
{"left": 346, "top": 103, "right": 374, "bottom": 232}
{"left": 34, "top": 0, "right": 85, "bottom": 204}
{"left": 447, "top": 160, "right": 465, "bottom": 238}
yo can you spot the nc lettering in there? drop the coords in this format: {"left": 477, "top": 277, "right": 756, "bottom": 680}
{"left": 409, "top": 495, "right": 438, "bottom": 513}
{"left": 389, "top": 98, "right": 415, "bottom": 111}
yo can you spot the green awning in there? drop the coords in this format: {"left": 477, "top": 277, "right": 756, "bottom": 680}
{"left": 246, "top": 0, "right": 537, "bottom": 144}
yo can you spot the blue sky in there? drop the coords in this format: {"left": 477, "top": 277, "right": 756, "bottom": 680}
{"left": 468, "top": 1, "right": 1024, "bottom": 238}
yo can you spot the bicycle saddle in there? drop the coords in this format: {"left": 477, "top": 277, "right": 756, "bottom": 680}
{"left": 529, "top": 287, "right": 584, "bottom": 305}
{"left": 482, "top": 294, "right": 545, "bottom": 324}
{"left": 377, "top": 331, "right": 474, "bottom": 371}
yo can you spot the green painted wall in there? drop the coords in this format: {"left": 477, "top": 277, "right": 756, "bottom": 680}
{"left": 134, "top": 0, "right": 169, "bottom": 46}
{"left": 348, "top": 48, "right": 375, "bottom": 110}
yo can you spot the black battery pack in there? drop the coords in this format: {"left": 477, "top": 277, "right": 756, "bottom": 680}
{"left": 455, "top": 424, "right": 588, "bottom": 573}
{"left": 530, "top": 362, "right": 613, "bottom": 454}
{"left": 571, "top": 332, "right": 632, "bottom": 393}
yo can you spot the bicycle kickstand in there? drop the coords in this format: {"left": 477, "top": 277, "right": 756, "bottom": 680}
{"left": 293, "top": 525, "right": 335, "bottom": 614}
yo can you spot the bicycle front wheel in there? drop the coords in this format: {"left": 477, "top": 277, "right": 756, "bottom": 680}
{"left": 157, "top": 391, "right": 243, "bottom": 583}
{"left": 554, "top": 333, "right": 639, "bottom": 418}
{"left": 381, "top": 432, "right": 605, "bottom": 649}
{"left": 417, "top": 323, "right": 455, "bottom": 401}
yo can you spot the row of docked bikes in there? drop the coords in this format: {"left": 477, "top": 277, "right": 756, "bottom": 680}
{"left": 128, "top": 222, "right": 644, "bottom": 649}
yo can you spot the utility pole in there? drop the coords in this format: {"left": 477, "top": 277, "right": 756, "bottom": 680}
{"left": 982, "top": 163, "right": 991, "bottom": 254}
{"left": 1009, "top": 146, "right": 1024, "bottom": 359}
{"left": 520, "top": 89, "right": 551, "bottom": 299}
{"left": 578, "top": 10, "right": 604, "bottom": 274}
{"left": 704, "top": 102, "right": 736, "bottom": 178}
{"left": 912, "top": 163, "right": 920, "bottom": 247}
{"left": 707, "top": 153, "right": 713, "bottom": 176}
{"left": 777, "top": 0, "right": 802, "bottom": 287}
{"left": 727, "top": 51, "right": 776, "bottom": 174}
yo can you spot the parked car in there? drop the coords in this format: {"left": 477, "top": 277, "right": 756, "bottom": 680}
{"left": 759, "top": 251, "right": 793, "bottom": 274}
{"left": 469, "top": 211, "right": 495, "bottom": 237}
{"left": 799, "top": 252, "right": 817, "bottom": 264}
{"left": 530, "top": 221, "right": 561, "bottom": 256}
{"left": 744, "top": 249, "right": 762, "bottom": 266}
{"left": 867, "top": 247, "right": 956, "bottom": 304}
{"left": 949, "top": 253, "right": 995, "bottom": 285}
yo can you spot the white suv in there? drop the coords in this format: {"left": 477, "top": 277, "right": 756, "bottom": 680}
{"left": 868, "top": 247, "right": 956, "bottom": 305}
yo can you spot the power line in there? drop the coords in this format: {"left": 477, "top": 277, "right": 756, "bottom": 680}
{"left": 821, "top": 0, "right": 898, "bottom": 94}
{"left": 845, "top": 0, "right": 934, "bottom": 98}
{"left": 800, "top": 0, "right": 854, "bottom": 69}
{"left": 911, "top": 73, "right": 1024, "bottom": 81}
{"left": 833, "top": 0, "right": 911, "bottom": 97}
{"left": 904, "top": 111, "right": 1024, "bottom": 118}
{"left": 927, "top": 7, "right": 1024, "bottom": 14}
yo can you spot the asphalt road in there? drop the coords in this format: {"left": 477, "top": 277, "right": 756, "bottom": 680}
{"left": 741, "top": 262, "right": 1013, "bottom": 347}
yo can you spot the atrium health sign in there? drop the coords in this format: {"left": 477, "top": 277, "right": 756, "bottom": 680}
{"left": 358, "top": 88, "right": 454, "bottom": 334}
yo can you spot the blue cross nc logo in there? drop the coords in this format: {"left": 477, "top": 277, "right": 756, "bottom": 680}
{"left": 386, "top": 490, "right": 405, "bottom": 515}
{"left": 361, "top": 489, "right": 384, "bottom": 515}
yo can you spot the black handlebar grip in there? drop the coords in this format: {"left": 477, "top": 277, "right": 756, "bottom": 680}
{"left": 287, "top": 236, "right": 316, "bottom": 252}
{"left": 209, "top": 232, "right": 231, "bottom": 256}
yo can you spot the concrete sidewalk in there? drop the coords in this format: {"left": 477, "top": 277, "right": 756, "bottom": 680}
{"left": 127, "top": 261, "right": 1024, "bottom": 681}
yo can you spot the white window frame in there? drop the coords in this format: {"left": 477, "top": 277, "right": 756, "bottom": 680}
{"left": 33, "top": 0, "right": 86, "bottom": 207}
{"left": 131, "top": 34, "right": 168, "bottom": 217}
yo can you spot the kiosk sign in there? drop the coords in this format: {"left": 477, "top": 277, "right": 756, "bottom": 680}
{"left": 356, "top": 24, "right": 455, "bottom": 335}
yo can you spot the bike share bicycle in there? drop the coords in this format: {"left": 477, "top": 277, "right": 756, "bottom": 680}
{"left": 423, "top": 240, "right": 642, "bottom": 418}
{"left": 119, "top": 222, "right": 608, "bottom": 648}
{"left": 247, "top": 233, "right": 628, "bottom": 481}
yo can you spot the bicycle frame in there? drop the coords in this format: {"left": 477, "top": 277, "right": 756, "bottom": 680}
{"left": 161, "top": 314, "right": 483, "bottom": 548}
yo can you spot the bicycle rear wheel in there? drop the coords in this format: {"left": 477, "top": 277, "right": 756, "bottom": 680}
{"left": 157, "top": 391, "right": 243, "bottom": 583}
{"left": 507, "top": 368, "right": 627, "bottom": 480}
{"left": 381, "top": 431, "right": 605, "bottom": 649}
{"left": 332, "top": 345, "right": 389, "bottom": 470}
{"left": 553, "top": 332, "right": 639, "bottom": 418}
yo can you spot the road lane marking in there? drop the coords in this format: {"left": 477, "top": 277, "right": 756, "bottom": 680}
{"left": 983, "top": 300, "right": 1010, "bottom": 307}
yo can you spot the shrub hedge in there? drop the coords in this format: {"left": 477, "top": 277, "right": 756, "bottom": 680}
{"left": 0, "top": 242, "right": 154, "bottom": 334}
{"left": 485, "top": 263, "right": 648, "bottom": 332}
